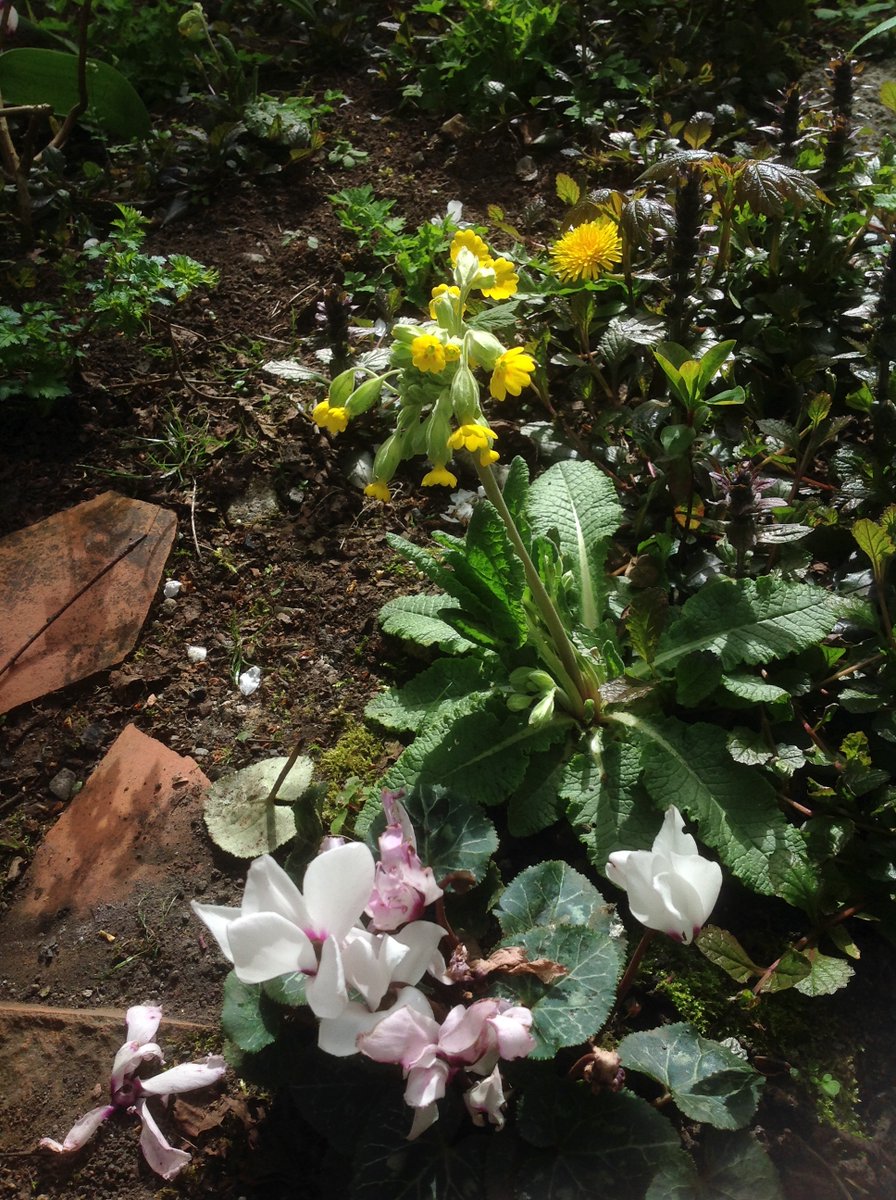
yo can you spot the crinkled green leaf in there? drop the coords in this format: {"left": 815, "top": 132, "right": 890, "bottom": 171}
{"left": 561, "top": 739, "right": 658, "bottom": 870}
{"left": 378, "top": 593, "right": 477, "bottom": 653}
{"left": 756, "top": 949, "right": 811, "bottom": 993}
{"left": 852, "top": 517, "right": 894, "bottom": 577}
{"left": 528, "top": 460, "right": 622, "bottom": 628}
{"left": 507, "top": 751, "right": 567, "bottom": 837}
{"left": 653, "top": 577, "right": 864, "bottom": 673}
{"left": 735, "top": 160, "right": 822, "bottom": 217}
{"left": 516, "top": 1079, "right": 681, "bottom": 1197}
{"left": 382, "top": 704, "right": 571, "bottom": 808}
{"left": 676, "top": 651, "right": 723, "bottom": 706}
{"left": 720, "top": 673, "right": 790, "bottom": 703}
{"left": 611, "top": 713, "right": 806, "bottom": 898}
{"left": 222, "top": 971, "right": 280, "bottom": 1053}
{"left": 794, "top": 950, "right": 855, "bottom": 996}
{"left": 365, "top": 654, "right": 499, "bottom": 733}
{"left": 696, "top": 925, "right": 762, "bottom": 984}
{"left": 619, "top": 1024, "right": 763, "bottom": 1129}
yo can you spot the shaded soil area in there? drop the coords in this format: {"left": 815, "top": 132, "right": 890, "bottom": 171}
{"left": 1, "top": 73, "right": 895, "bottom": 1200}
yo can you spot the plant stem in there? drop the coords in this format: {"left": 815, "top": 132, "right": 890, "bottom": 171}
{"left": 615, "top": 929, "right": 656, "bottom": 1010}
{"left": 475, "top": 460, "right": 594, "bottom": 719}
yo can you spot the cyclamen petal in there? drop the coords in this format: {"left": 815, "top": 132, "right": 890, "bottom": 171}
{"left": 358, "top": 1003, "right": 441, "bottom": 1069}
{"left": 140, "top": 1056, "right": 227, "bottom": 1097}
{"left": 464, "top": 1066, "right": 507, "bottom": 1129}
{"left": 225, "top": 910, "right": 316, "bottom": 984}
{"left": 302, "top": 841, "right": 376, "bottom": 940}
{"left": 136, "top": 1099, "right": 192, "bottom": 1180}
{"left": 242, "top": 854, "right": 310, "bottom": 927}
{"left": 318, "top": 986, "right": 432, "bottom": 1057}
{"left": 304, "top": 934, "right": 349, "bottom": 1018}
{"left": 40, "top": 1105, "right": 115, "bottom": 1153}
{"left": 110, "top": 1041, "right": 162, "bottom": 1093}
{"left": 125, "top": 1005, "right": 163, "bottom": 1046}
{"left": 404, "top": 1058, "right": 450, "bottom": 1108}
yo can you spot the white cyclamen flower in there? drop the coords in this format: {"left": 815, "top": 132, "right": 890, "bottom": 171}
{"left": 606, "top": 806, "right": 722, "bottom": 943}
{"left": 40, "top": 1005, "right": 225, "bottom": 1180}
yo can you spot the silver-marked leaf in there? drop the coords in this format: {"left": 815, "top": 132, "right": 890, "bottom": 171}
{"left": 222, "top": 971, "right": 280, "bottom": 1053}
{"left": 367, "top": 784, "right": 497, "bottom": 885}
{"left": 203, "top": 756, "right": 314, "bottom": 857}
{"left": 496, "top": 860, "right": 615, "bottom": 936}
{"left": 647, "top": 1130, "right": 784, "bottom": 1200}
{"left": 618, "top": 1023, "right": 763, "bottom": 1129}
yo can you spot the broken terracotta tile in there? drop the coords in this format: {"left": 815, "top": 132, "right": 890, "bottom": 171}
{"left": 0, "top": 491, "right": 177, "bottom": 714}
{"left": 0, "top": 1003, "right": 212, "bottom": 1153}
{"left": 6, "top": 724, "right": 209, "bottom": 924}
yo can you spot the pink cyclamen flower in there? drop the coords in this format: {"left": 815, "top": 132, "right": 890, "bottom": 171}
{"left": 40, "top": 1005, "right": 226, "bottom": 1180}
{"left": 358, "top": 996, "right": 535, "bottom": 1138}
{"left": 606, "top": 806, "right": 722, "bottom": 943}
{"left": 366, "top": 790, "right": 444, "bottom": 932}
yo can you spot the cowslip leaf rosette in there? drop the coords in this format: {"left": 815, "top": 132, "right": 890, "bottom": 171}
{"left": 311, "top": 230, "right": 536, "bottom": 499}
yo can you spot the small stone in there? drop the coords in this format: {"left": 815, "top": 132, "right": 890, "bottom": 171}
{"left": 161, "top": 598, "right": 178, "bottom": 615}
{"left": 79, "top": 723, "right": 107, "bottom": 749}
{"left": 193, "top": 747, "right": 209, "bottom": 758}
{"left": 48, "top": 768, "right": 77, "bottom": 802}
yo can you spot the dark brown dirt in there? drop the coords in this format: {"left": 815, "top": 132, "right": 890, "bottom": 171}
{"left": 1, "top": 71, "right": 895, "bottom": 1200}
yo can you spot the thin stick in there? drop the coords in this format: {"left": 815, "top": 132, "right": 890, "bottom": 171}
{"left": 0, "top": 533, "right": 148, "bottom": 681}
{"left": 265, "top": 739, "right": 305, "bottom": 805}
{"left": 189, "top": 479, "right": 202, "bottom": 560}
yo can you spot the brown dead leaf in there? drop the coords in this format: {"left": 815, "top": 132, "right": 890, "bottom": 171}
{"left": 470, "top": 946, "right": 568, "bottom": 985}
{"left": 173, "top": 1095, "right": 256, "bottom": 1139}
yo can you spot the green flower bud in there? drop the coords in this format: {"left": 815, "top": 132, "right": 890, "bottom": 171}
{"left": 346, "top": 375, "right": 384, "bottom": 417}
{"left": 425, "top": 389, "right": 453, "bottom": 464}
{"left": 372, "top": 432, "right": 407, "bottom": 483}
{"left": 178, "top": 4, "right": 207, "bottom": 40}
{"left": 529, "top": 690, "right": 557, "bottom": 726}
{"left": 507, "top": 693, "right": 535, "bottom": 712}
{"left": 391, "top": 323, "right": 425, "bottom": 345}
{"left": 329, "top": 367, "right": 358, "bottom": 407}
{"left": 464, "top": 329, "right": 505, "bottom": 370}
{"left": 453, "top": 246, "right": 481, "bottom": 289}
{"left": 450, "top": 364, "right": 481, "bottom": 424}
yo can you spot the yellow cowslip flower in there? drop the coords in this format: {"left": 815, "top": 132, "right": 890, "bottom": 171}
{"left": 479, "top": 448, "right": 500, "bottom": 466}
{"left": 443, "top": 342, "right": 461, "bottom": 362}
{"left": 490, "top": 346, "right": 536, "bottom": 402}
{"left": 411, "top": 334, "right": 447, "bottom": 374}
{"left": 550, "top": 218, "right": 622, "bottom": 282}
{"left": 364, "top": 480, "right": 392, "bottom": 502}
{"left": 312, "top": 400, "right": 349, "bottom": 435}
{"left": 480, "top": 256, "right": 518, "bottom": 300}
{"left": 422, "top": 465, "right": 458, "bottom": 488}
{"left": 448, "top": 423, "right": 497, "bottom": 454}
{"left": 429, "top": 284, "right": 462, "bottom": 320}
{"left": 450, "top": 229, "right": 490, "bottom": 266}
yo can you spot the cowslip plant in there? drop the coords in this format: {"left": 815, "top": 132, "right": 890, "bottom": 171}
{"left": 197, "top": 786, "right": 777, "bottom": 1197}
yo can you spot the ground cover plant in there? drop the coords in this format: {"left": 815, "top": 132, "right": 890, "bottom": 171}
{"left": 3, "top": 2, "right": 896, "bottom": 1199}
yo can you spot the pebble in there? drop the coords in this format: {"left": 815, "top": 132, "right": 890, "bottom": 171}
{"left": 161, "top": 598, "right": 178, "bottom": 615}
{"left": 48, "top": 768, "right": 77, "bottom": 802}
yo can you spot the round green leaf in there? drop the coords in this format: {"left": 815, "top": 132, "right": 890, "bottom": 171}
{"left": 203, "top": 755, "right": 314, "bottom": 857}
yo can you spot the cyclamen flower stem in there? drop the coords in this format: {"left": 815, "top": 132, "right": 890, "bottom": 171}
{"left": 475, "top": 461, "right": 593, "bottom": 721}
{"left": 613, "top": 929, "right": 656, "bottom": 1012}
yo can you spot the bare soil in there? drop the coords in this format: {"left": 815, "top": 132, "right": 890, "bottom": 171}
{"left": 1, "top": 73, "right": 895, "bottom": 1200}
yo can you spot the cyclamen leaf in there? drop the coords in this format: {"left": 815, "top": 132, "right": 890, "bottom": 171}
{"left": 618, "top": 1024, "right": 763, "bottom": 1129}
{"left": 368, "top": 784, "right": 498, "bottom": 885}
{"left": 222, "top": 972, "right": 280, "bottom": 1053}
{"left": 647, "top": 1131, "right": 784, "bottom": 1200}
{"left": 516, "top": 1080, "right": 681, "bottom": 1198}
{"left": 495, "top": 862, "right": 624, "bottom": 1057}
{"left": 528, "top": 460, "right": 622, "bottom": 629}
{"left": 378, "top": 593, "right": 476, "bottom": 653}
{"left": 654, "top": 576, "right": 861, "bottom": 672}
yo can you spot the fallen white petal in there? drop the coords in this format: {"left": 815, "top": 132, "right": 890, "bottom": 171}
{"left": 187, "top": 645, "right": 207, "bottom": 663}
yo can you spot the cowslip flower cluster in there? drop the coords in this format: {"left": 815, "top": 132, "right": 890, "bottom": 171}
{"left": 606, "top": 806, "right": 722, "bottom": 943}
{"left": 310, "top": 230, "right": 537, "bottom": 500}
{"left": 41, "top": 1006, "right": 226, "bottom": 1180}
{"left": 193, "top": 792, "right": 536, "bottom": 1138}
{"left": 550, "top": 218, "right": 622, "bottom": 283}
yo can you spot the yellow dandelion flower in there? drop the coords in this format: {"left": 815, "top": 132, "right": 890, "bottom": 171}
{"left": 490, "top": 346, "right": 536, "bottom": 402}
{"left": 447, "top": 423, "right": 497, "bottom": 454}
{"left": 479, "top": 448, "right": 500, "bottom": 466}
{"left": 312, "top": 400, "right": 349, "bottom": 435}
{"left": 429, "top": 284, "right": 462, "bottom": 320}
{"left": 450, "top": 229, "right": 491, "bottom": 266}
{"left": 364, "top": 480, "right": 392, "bottom": 502}
{"left": 411, "top": 334, "right": 447, "bottom": 374}
{"left": 422, "top": 465, "right": 458, "bottom": 488}
{"left": 480, "top": 256, "right": 519, "bottom": 300}
{"left": 550, "top": 219, "right": 622, "bottom": 282}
